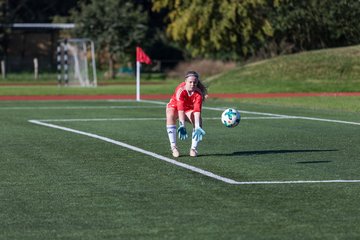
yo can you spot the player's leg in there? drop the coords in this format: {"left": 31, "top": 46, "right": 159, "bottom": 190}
{"left": 166, "top": 105, "right": 179, "bottom": 157}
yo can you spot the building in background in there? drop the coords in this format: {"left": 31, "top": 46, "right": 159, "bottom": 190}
{"left": 2, "top": 23, "right": 74, "bottom": 72}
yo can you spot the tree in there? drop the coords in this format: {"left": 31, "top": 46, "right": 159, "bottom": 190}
{"left": 0, "top": 0, "right": 7, "bottom": 57}
{"left": 268, "top": 0, "right": 360, "bottom": 53}
{"left": 7, "top": 0, "right": 76, "bottom": 22}
{"left": 152, "top": 0, "right": 279, "bottom": 60}
{"left": 0, "top": 0, "right": 11, "bottom": 65}
{"left": 71, "top": 0, "right": 148, "bottom": 78}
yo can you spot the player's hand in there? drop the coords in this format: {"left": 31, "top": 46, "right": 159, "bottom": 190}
{"left": 177, "top": 123, "right": 188, "bottom": 140}
{"left": 192, "top": 127, "right": 206, "bottom": 141}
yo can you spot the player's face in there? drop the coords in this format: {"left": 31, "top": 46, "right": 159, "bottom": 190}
{"left": 185, "top": 76, "right": 198, "bottom": 92}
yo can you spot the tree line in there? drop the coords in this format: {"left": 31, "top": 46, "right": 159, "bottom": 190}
{"left": 1, "top": 0, "right": 360, "bottom": 65}
{"left": 152, "top": 0, "right": 360, "bottom": 59}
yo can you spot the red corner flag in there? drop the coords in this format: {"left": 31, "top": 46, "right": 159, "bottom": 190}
{"left": 136, "top": 46, "right": 151, "bottom": 64}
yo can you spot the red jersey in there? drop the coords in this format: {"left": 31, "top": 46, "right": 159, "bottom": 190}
{"left": 168, "top": 82, "right": 203, "bottom": 112}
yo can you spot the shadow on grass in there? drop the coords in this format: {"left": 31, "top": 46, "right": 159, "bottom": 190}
{"left": 296, "top": 160, "right": 332, "bottom": 164}
{"left": 202, "top": 149, "right": 338, "bottom": 161}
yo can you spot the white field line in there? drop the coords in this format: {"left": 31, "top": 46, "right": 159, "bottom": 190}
{"left": 0, "top": 106, "right": 163, "bottom": 110}
{"left": 37, "top": 116, "right": 289, "bottom": 122}
{"left": 28, "top": 119, "right": 360, "bottom": 185}
{"left": 141, "top": 100, "right": 360, "bottom": 126}
{"left": 28, "top": 120, "right": 238, "bottom": 185}
{"left": 40, "top": 118, "right": 167, "bottom": 122}
{"left": 203, "top": 106, "right": 360, "bottom": 126}
{"left": 4, "top": 98, "right": 359, "bottom": 125}
{"left": 231, "top": 180, "right": 360, "bottom": 185}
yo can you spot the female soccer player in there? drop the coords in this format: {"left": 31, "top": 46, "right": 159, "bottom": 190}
{"left": 166, "top": 71, "right": 207, "bottom": 157}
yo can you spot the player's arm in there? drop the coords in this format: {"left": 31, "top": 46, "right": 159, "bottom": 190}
{"left": 193, "top": 111, "right": 201, "bottom": 128}
{"left": 177, "top": 99, "right": 188, "bottom": 140}
{"left": 178, "top": 110, "right": 186, "bottom": 126}
{"left": 177, "top": 97, "right": 186, "bottom": 126}
{"left": 192, "top": 111, "right": 205, "bottom": 141}
{"left": 193, "top": 93, "right": 203, "bottom": 128}
{"left": 192, "top": 95, "right": 206, "bottom": 141}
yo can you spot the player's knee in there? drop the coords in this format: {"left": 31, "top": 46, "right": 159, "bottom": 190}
{"left": 166, "top": 109, "right": 177, "bottom": 124}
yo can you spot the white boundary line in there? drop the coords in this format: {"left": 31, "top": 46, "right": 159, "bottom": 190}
{"left": 28, "top": 119, "right": 360, "bottom": 185}
{"left": 0, "top": 106, "right": 163, "bottom": 110}
{"left": 204, "top": 107, "right": 360, "bottom": 126}
{"left": 24, "top": 100, "right": 360, "bottom": 185}
{"left": 4, "top": 98, "right": 359, "bottom": 125}
{"left": 142, "top": 100, "right": 360, "bottom": 126}
{"left": 36, "top": 116, "right": 289, "bottom": 122}
{"left": 28, "top": 120, "right": 238, "bottom": 185}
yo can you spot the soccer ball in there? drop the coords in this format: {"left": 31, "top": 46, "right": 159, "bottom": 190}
{"left": 221, "top": 108, "right": 241, "bottom": 128}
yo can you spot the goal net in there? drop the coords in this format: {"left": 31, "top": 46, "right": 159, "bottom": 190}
{"left": 57, "top": 38, "right": 97, "bottom": 86}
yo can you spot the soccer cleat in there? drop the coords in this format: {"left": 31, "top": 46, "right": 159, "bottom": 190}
{"left": 171, "top": 146, "right": 180, "bottom": 158}
{"left": 189, "top": 148, "right": 198, "bottom": 157}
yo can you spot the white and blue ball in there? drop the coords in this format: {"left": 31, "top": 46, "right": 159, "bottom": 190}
{"left": 221, "top": 108, "right": 241, "bottom": 128}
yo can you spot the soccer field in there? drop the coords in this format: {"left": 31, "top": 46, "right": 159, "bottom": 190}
{"left": 1, "top": 99, "right": 360, "bottom": 239}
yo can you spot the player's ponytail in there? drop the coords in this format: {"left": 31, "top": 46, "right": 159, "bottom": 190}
{"left": 185, "top": 71, "right": 208, "bottom": 101}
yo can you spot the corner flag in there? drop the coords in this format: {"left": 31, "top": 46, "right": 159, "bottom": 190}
{"left": 136, "top": 47, "right": 152, "bottom": 65}
{"left": 136, "top": 47, "right": 152, "bottom": 101}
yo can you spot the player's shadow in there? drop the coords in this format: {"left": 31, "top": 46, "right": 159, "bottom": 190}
{"left": 203, "top": 149, "right": 337, "bottom": 163}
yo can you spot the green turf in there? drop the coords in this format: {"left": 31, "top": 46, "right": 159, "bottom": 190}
{"left": 1, "top": 99, "right": 359, "bottom": 239}
{"left": 206, "top": 45, "right": 360, "bottom": 93}
{"left": 0, "top": 83, "right": 179, "bottom": 96}
{"left": 2, "top": 45, "right": 360, "bottom": 97}
{"left": 220, "top": 96, "right": 360, "bottom": 113}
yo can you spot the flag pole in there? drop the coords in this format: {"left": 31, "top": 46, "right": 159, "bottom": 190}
{"left": 136, "top": 61, "right": 141, "bottom": 101}
{"left": 136, "top": 46, "right": 151, "bottom": 101}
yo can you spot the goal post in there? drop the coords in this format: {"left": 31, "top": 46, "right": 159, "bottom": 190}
{"left": 57, "top": 38, "right": 97, "bottom": 87}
